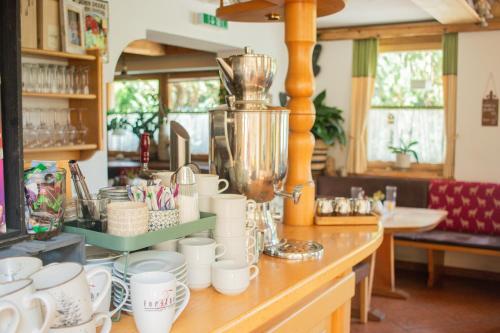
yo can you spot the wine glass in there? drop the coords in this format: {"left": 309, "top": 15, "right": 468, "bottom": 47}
{"left": 64, "top": 108, "right": 77, "bottom": 145}
{"left": 37, "top": 108, "right": 52, "bottom": 147}
{"left": 53, "top": 109, "right": 65, "bottom": 147}
{"left": 75, "top": 108, "right": 88, "bottom": 144}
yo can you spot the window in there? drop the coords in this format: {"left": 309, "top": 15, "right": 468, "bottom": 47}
{"left": 167, "top": 77, "right": 220, "bottom": 112}
{"left": 107, "top": 74, "right": 220, "bottom": 155}
{"left": 167, "top": 77, "right": 220, "bottom": 154}
{"left": 108, "top": 78, "right": 160, "bottom": 152}
{"left": 367, "top": 49, "right": 444, "bottom": 165}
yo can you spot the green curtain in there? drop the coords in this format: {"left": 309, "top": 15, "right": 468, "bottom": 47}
{"left": 442, "top": 32, "right": 458, "bottom": 178}
{"left": 347, "top": 38, "right": 379, "bottom": 174}
{"left": 443, "top": 33, "right": 458, "bottom": 76}
{"left": 352, "top": 39, "right": 379, "bottom": 78}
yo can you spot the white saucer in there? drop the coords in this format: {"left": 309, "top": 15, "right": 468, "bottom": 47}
{"left": 114, "top": 251, "right": 186, "bottom": 275}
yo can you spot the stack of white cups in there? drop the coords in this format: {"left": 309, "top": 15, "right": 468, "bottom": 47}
{"left": 211, "top": 194, "right": 257, "bottom": 264}
{"left": 196, "top": 174, "right": 229, "bottom": 211}
{"left": 195, "top": 174, "right": 229, "bottom": 238}
{"left": 178, "top": 237, "right": 225, "bottom": 289}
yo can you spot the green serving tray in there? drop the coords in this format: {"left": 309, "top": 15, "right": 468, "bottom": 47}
{"left": 63, "top": 212, "right": 216, "bottom": 252}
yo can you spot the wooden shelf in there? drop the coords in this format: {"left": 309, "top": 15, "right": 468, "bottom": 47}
{"left": 216, "top": 0, "right": 345, "bottom": 22}
{"left": 21, "top": 47, "right": 96, "bottom": 61}
{"left": 24, "top": 144, "right": 98, "bottom": 154}
{"left": 22, "top": 92, "right": 96, "bottom": 99}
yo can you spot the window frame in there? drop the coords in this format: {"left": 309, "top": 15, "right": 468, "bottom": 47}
{"left": 366, "top": 36, "right": 445, "bottom": 178}
{"left": 108, "top": 70, "right": 219, "bottom": 157}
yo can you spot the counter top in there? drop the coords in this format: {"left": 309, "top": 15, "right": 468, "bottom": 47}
{"left": 111, "top": 223, "right": 383, "bottom": 333}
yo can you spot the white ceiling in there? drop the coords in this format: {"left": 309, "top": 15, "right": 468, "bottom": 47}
{"left": 316, "top": 0, "right": 434, "bottom": 28}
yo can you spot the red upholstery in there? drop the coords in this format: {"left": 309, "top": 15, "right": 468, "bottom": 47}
{"left": 428, "top": 179, "right": 500, "bottom": 235}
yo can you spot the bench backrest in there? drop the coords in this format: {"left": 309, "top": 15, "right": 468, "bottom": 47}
{"left": 316, "top": 175, "right": 429, "bottom": 208}
{"left": 429, "top": 179, "right": 500, "bottom": 235}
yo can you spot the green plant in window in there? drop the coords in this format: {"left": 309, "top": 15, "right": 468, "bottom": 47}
{"left": 388, "top": 139, "right": 419, "bottom": 162}
{"left": 312, "top": 90, "right": 347, "bottom": 146}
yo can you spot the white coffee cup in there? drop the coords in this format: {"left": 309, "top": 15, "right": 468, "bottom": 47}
{"left": 0, "top": 300, "right": 20, "bottom": 333}
{"left": 198, "top": 195, "right": 211, "bottom": 213}
{"left": 0, "top": 279, "right": 56, "bottom": 333}
{"left": 131, "top": 272, "right": 190, "bottom": 333}
{"left": 211, "top": 260, "right": 259, "bottom": 296}
{"left": 0, "top": 257, "right": 43, "bottom": 283}
{"left": 30, "top": 262, "right": 112, "bottom": 328}
{"left": 195, "top": 174, "right": 229, "bottom": 195}
{"left": 211, "top": 194, "right": 256, "bottom": 219}
{"left": 178, "top": 238, "right": 225, "bottom": 289}
{"left": 215, "top": 216, "right": 256, "bottom": 238}
{"left": 214, "top": 234, "right": 256, "bottom": 264}
{"left": 85, "top": 266, "right": 129, "bottom": 318}
{"left": 153, "top": 171, "right": 175, "bottom": 187}
{"left": 48, "top": 313, "right": 112, "bottom": 333}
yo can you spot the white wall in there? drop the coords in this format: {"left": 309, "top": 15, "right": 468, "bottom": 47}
{"left": 455, "top": 31, "right": 500, "bottom": 183}
{"left": 315, "top": 40, "right": 353, "bottom": 168}
{"left": 78, "top": 0, "right": 287, "bottom": 192}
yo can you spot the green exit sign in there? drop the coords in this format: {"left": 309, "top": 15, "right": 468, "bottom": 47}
{"left": 197, "top": 13, "right": 228, "bottom": 29}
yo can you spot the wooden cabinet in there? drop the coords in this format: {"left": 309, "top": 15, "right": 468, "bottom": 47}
{"left": 22, "top": 47, "right": 103, "bottom": 162}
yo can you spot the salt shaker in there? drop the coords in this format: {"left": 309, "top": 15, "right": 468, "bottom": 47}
{"left": 172, "top": 166, "right": 200, "bottom": 223}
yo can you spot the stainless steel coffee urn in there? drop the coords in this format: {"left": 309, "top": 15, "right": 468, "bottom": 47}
{"left": 209, "top": 47, "right": 323, "bottom": 260}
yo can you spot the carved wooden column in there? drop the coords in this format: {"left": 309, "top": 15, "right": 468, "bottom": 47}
{"left": 283, "top": 0, "right": 316, "bottom": 226}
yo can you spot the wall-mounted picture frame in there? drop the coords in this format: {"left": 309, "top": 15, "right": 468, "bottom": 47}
{"left": 60, "top": 0, "right": 86, "bottom": 54}
{"left": 75, "top": 0, "right": 109, "bottom": 62}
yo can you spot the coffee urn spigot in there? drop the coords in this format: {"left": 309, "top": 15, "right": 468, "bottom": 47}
{"left": 170, "top": 121, "right": 190, "bottom": 171}
{"left": 275, "top": 185, "right": 303, "bottom": 204}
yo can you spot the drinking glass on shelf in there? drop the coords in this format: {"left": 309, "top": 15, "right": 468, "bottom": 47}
{"left": 66, "top": 66, "right": 75, "bottom": 94}
{"left": 53, "top": 109, "right": 66, "bottom": 147}
{"left": 39, "top": 64, "right": 50, "bottom": 93}
{"left": 29, "top": 64, "right": 40, "bottom": 92}
{"left": 48, "top": 65, "right": 58, "bottom": 93}
{"left": 75, "top": 108, "right": 88, "bottom": 144}
{"left": 64, "top": 108, "right": 77, "bottom": 145}
{"left": 79, "top": 66, "right": 90, "bottom": 95}
{"left": 57, "top": 65, "right": 66, "bottom": 94}
{"left": 37, "top": 108, "right": 52, "bottom": 147}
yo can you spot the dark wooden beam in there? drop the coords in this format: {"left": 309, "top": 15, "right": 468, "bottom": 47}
{"left": 0, "top": 0, "right": 27, "bottom": 245}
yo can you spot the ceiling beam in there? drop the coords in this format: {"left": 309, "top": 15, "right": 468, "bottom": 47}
{"left": 123, "top": 40, "right": 209, "bottom": 57}
{"left": 318, "top": 18, "right": 500, "bottom": 41}
{"left": 410, "top": 0, "right": 480, "bottom": 24}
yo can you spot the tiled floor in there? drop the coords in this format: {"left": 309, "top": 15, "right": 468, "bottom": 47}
{"left": 351, "top": 270, "right": 500, "bottom": 333}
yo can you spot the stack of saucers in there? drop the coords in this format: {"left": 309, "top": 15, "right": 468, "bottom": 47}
{"left": 111, "top": 251, "right": 188, "bottom": 313}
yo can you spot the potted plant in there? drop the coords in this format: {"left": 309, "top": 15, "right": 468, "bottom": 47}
{"left": 388, "top": 139, "right": 419, "bottom": 169}
{"left": 311, "top": 90, "right": 347, "bottom": 172}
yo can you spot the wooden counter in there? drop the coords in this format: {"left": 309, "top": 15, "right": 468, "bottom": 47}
{"left": 111, "top": 223, "right": 383, "bottom": 333}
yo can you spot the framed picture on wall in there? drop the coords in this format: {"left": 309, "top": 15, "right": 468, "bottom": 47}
{"left": 60, "top": 0, "right": 86, "bottom": 54}
{"left": 75, "top": 0, "right": 109, "bottom": 62}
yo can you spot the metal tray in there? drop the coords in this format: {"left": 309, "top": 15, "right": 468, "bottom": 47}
{"left": 63, "top": 212, "right": 215, "bottom": 252}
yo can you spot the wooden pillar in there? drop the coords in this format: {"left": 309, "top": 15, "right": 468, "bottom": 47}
{"left": 283, "top": 0, "right": 317, "bottom": 226}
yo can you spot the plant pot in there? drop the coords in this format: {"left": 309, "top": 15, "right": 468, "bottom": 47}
{"left": 395, "top": 153, "right": 411, "bottom": 169}
{"left": 312, "top": 139, "right": 328, "bottom": 172}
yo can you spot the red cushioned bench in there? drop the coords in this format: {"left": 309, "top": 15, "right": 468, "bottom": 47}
{"left": 395, "top": 179, "right": 500, "bottom": 286}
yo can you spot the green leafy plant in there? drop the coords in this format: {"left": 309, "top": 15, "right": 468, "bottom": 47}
{"left": 312, "top": 90, "right": 347, "bottom": 146}
{"left": 388, "top": 139, "right": 419, "bottom": 162}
